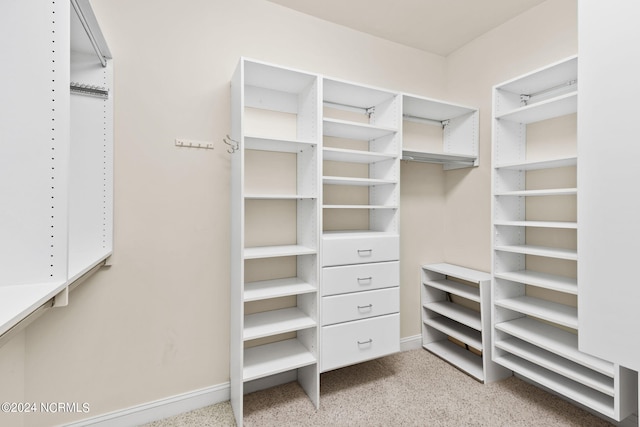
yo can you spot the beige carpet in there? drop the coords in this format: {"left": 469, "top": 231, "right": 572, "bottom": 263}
{"left": 145, "top": 349, "right": 615, "bottom": 426}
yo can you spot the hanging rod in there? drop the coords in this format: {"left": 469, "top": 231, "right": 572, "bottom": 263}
{"left": 403, "top": 114, "right": 449, "bottom": 127}
{"left": 70, "top": 0, "right": 108, "bottom": 67}
{"left": 323, "top": 101, "right": 374, "bottom": 116}
{"left": 70, "top": 82, "right": 109, "bottom": 99}
{"left": 521, "top": 79, "right": 577, "bottom": 105}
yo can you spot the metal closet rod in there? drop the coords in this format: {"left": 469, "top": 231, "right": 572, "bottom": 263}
{"left": 523, "top": 79, "right": 577, "bottom": 99}
{"left": 70, "top": 0, "right": 107, "bottom": 68}
{"left": 323, "top": 101, "right": 447, "bottom": 126}
{"left": 70, "top": 82, "right": 109, "bottom": 99}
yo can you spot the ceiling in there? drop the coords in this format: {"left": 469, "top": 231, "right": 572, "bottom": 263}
{"left": 266, "top": 0, "right": 547, "bottom": 56}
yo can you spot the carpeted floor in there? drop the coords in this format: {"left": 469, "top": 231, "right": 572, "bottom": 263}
{"left": 145, "top": 348, "right": 614, "bottom": 426}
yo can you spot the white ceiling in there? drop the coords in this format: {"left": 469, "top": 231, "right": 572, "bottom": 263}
{"left": 266, "top": 0, "right": 547, "bottom": 56}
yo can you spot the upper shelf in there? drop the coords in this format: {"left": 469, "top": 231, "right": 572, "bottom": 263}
{"left": 323, "top": 147, "right": 396, "bottom": 164}
{"left": 496, "top": 92, "right": 577, "bottom": 124}
{"left": 323, "top": 118, "right": 397, "bottom": 140}
{"left": 245, "top": 136, "right": 316, "bottom": 153}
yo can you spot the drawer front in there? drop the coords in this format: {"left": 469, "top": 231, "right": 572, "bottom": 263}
{"left": 322, "top": 261, "right": 399, "bottom": 296}
{"left": 322, "top": 287, "right": 399, "bottom": 326}
{"left": 322, "top": 235, "right": 399, "bottom": 267}
{"left": 321, "top": 313, "right": 400, "bottom": 372}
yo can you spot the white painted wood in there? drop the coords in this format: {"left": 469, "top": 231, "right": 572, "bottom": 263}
{"left": 424, "top": 340, "right": 484, "bottom": 381}
{"left": 244, "top": 245, "right": 316, "bottom": 259}
{"left": 493, "top": 221, "right": 578, "bottom": 230}
{"left": 494, "top": 244, "right": 577, "bottom": 260}
{"left": 323, "top": 118, "right": 397, "bottom": 140}
{"left": 322, "top": 261, "right": 399, "bottom": 296}
{"left": 244, "top": 277, "right": 316, "bottom": 302}
{"left": 495, "top": 296, "right": 577, "bottom": 329}
{"left": 245, "top": 136, "right": 316, "bottom": 152}
{"left": 322, "top": 287, "right": 399, "bottom": 326}
{"left": 322, "top": 176, "right": 397, "bottom": 186}
{"left": 424, "top": 317, "right": 482, "bottom": 350}
{"left": 322, "top": 205, "right": 398, "bottom": 209}
{"left": 496, "top": 91, "right": 577, "bottom": 124}
{"left": 424, "top": 301, "right": 482, "bottom": 331}
{"left": 243, "top": 308, "right": 316, "bottom": 341}
{"left": 495, "top": 157, "right": 577, "bottom": 171}
{"left": 243, "top": 339, "right": 317, "bottom": 382}
{"left": 321, "top": 313, "right": 400, "bottom": 372}
{"left": 323, "top": 147, "right": 397, "bottom": 163}
{"left": 495, "top": 317, "right": 614, "bottom": 377}
{"left": 494, "top": 270, "right": 577, "bottom": 295}
{"left": 495, "top": 188, "right": 577, "bottom": 197}
{"left": 423, "top": 263, "right": 491, "bottom": 282}
{"left": 322, "top": 233, "right": 399, "bottom": 266}
{"left": 577, "top": 0, "right": 640, "bottom": 376}
{"left": 423, "top": 279, "right": 480, "bottom": 302}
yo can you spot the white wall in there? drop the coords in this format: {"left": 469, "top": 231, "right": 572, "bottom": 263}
{"left": 0, "top": 1, "right": 577, "bottom": 425}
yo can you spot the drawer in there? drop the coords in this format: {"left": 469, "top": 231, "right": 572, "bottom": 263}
{"left": 322, "top": 233, "right": 399, "bottom": 267}
{"left": 321, "top": 313, "right": 400, "bottom": 372}
{"left": 322, "top": 261, "right": 399, "bottom": 296}
{"left": 322, "top": 287, "right": 399, "bottom": 326}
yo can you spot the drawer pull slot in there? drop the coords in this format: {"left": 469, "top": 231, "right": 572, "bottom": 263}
{"left": 357, "top": 276, "right": 373, "bottom": 283}
{"left": 357, "top": 249, "right": 373, "bottom": 256}
{"left": 357, "top": 304, "right": 373, "bottom": 310}
{"left": 357, "top": 339, "right": 373, "bottom": 345}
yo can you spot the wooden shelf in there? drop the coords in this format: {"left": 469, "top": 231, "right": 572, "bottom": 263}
{"left": 495, "top": 296, "right": 577, "bottom": 329}
{"left": 494, "top": 244, "right": 577, "bottom": 260}
{"left": 323, "top": 147, "right": 396, "bottom": 164}
{"left": 322, "top": 176, "right": 396, "bottom": 186}
{"left": 401, "top": 150, "right": 476, "bottom": 166}
{"left": 494, "top": 270, "right": 577, "bottom": 294}
{"left": 422, "top": 263, "right": 491, "bottom": 283}
{"left": 495, "top": 317, "right": 614, "bottom": 377}
{"left": 496, "top": 337, "right": 614, "bottom": 396}
{"left": 245, "top": 194, "right": 317, "bottom": 200}
{"left": 495, "top": 157, "right": 577, "bottom": 171}
{"left": 244, "top": 277, "right": 316, "bottom": 302}
{"left": 244, "top": 245, "right": 316, "bottom": 259}
{"left": 424, "top": 316, "right": 482, "bottom": 350}
{"left": 245, "top": 135, "right": 316, "bottom": 153}
{"left": 424, "top": 301, "right": 481, "bottom": 331}
{"left": 493, "top": 220, "right": 577, "bottom": 229}
{"left": 495, "top": 188, "right": 577, "bottom": 197}
{"left": 323, "top": 118, "right": 396, "bottom": 140}
{"left": 243, "top": 339, "right": 316, "bottom": 382}
{"left": 424, "top": 340, "right": 484, "bottom": 381}
{"left": 423, "top": 279, "right": 480, "bottom": 302}
{"left": 244, "top": 307, "right": 316, "bottom": 341}
{"left": 494, "top": 354, "right": 614, "bottom": 418}
{"left": 323, "top": 204, "right": 398, "bottom": 210}
{"left": 0, "top": 282, "right": 67, "bottom": 336}
{"left": 496, "top": 92, "right": 577, "bottom": 124}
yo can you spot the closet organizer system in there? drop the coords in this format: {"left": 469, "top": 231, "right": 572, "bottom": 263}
{"left": 0, "top": 0, "right": 113, "bottom": 344}
{"left": 491, "top": 56, "right": 636, "bottom": 421}
{"left": 230, "top": 58, "right": 480, "bottom": 425}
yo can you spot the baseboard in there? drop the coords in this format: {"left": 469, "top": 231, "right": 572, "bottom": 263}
{"left": 64, "top": 338, "right": 424, "bottom": 426}
{"left": 400, "top": 334, "right": 422, "bottom": 351}
{"left": 63, "top": 382, "right": 230, "bottom": 427}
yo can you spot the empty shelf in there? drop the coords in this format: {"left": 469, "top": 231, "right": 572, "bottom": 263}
{"left": 245, "top": 194, "right": 317, "bottom": 200}
{"left": 244, "top": 277, "right": 316, "bottom": 302}
{"left": 424, "top": 301, "right": 481, "bottom": 331}
{"left": 245, "top": 136, "right": 316, "bottom": 153}
{"left": 424, "top": 340, "right": 483, "bottom": 381}
{"left": 244, "top": 307, "right": 316, "bottom": 341}
{"left": 495, "top": 188, "right": 577, "bottom": 197}
{"left": 323, "top": 147, "right": 396, "bottom": 163}
{"left": 496, "top": 92, "right": 577, "bottom": 124}
{"left": 495, "top": 317, "right": 614, "bottom": 377}
{"left": 401, "top": 150, "right": 476, "bottom": 166}
{"left": 244, "top": 245, "right": 316, "bottom": 259}
{"left": 424, "top": 279, "right": 480, "bottom": 302}
{"left": 496, "top": 337, "right": 614, "bottom": 396}
{"left": 323, "top": 204, "right": 398, "bottom": 210}
{"left": 495, "top": 296, "right": 577, "bottom": 329}
{"left": 0, "top": 281, "right": 67, "bottom": 337}
{"left": 494, "top": 220, "right": 577, "bottom": 229}
{"left": 494, "top": 270, "right": 577, "bottom": 294}
{"left": 323, "top": 118, "right": 397, "bottom": 140}
{"left": 422, "top": 263, "right": 491, "bottom": 283}
{"left": 495, "top": 157, "right": 577, "bottom": 171}
{"left": 424, "top": 316, "right": 482, "bottom": 349}
{"left": 243, "top": 339, "right": 316, "bottom": 382}
{"left": 494, "top": 244, "right": 577, "bottom": 260}
{"left": 323, "top": 176, "right": 396, "bottom": 186}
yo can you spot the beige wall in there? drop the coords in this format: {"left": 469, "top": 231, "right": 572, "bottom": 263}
{"left": 0, "top": 0, "right": 577, "bottom": 425}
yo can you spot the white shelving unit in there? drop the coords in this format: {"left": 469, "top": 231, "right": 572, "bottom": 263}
{"left": 0, "top": 0, "right": 113, "bottom": 339}
{"left": 491, "top": 56, "right": 636, "bottom": 421}
{"left": 421, "top": 263, "right": 510, "bottom": 383}
{"left": 401, "top": 94, "right": 479, "bottom": 169}
{"left": 320, "top": 78, "right": 401, "bottom": 372}
{"left": 230, "top": 58, "right": 321, "bottom": 426}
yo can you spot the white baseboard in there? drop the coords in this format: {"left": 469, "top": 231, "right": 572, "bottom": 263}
{"left": 64, "top": 338, "right": 424, "bottom": 426}
{"left": 400, "top": 334, "right": 422, "bottom": 351}
{"left": 63, "top": 382, "right": 230, "bottom": 427}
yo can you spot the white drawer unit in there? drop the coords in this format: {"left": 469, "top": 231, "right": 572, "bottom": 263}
{"left": 322, "top": 233, "right": 399, "bottom": 267}
{"left": 322, "top": 287, "right": 399, "bottom": 326}
{"left": 322, "top": 313, "right": 400, "bottom": 372}
{"left": 322, "top": 261, "right": 399, "bottom": 296}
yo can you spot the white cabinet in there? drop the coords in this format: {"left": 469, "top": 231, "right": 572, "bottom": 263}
{"left": 230, "top": 59, "right": 321, "bottom": 426}
{"left": 421, "top": 263, "right": 509, "bottom": 383}
{"left": 491, "top": 56, "right": 636, "bottom": 421}
{"left": 320, "top": 78, "right": 402, "bottom": 372}
{"left": 0, "top": 0, "right": 113, "bottom": 338}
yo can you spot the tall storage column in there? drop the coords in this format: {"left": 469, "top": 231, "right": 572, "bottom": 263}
{"left": 230, "top": 59, "right": 321, "bottom": 426}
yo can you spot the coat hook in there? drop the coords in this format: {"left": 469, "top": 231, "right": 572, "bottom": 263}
{"left": 223, "top": 134, "right": 240, "bottom": 154}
